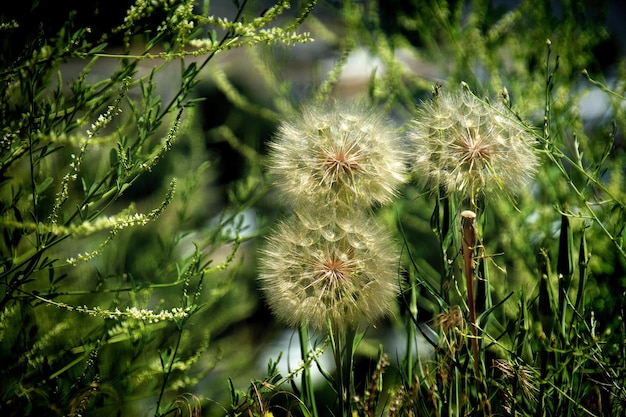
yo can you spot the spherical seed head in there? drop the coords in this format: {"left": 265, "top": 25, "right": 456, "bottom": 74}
{"left": 406, "top": 90, "right": 539, "bottom": 201}
{"left": 258, "top": 213, "right": 400, "bottom": 331}
{"left": 268, "top": 102, "right": 407, "bottom": 208}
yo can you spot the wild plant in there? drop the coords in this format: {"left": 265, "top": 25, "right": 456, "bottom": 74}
{"left": 0, "top": 1, "right": 312, "bottom": 415}
{"left": 2, "top": 1, "right": 625, "bottom": 416}
{"left": 254, "top": 1, "right": 625, "bottom": 417}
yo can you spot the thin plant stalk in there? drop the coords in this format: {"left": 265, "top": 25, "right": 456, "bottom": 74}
{"left": 536, "top": 250, "right": 555, "bottom": 417}
{"left": 406, "top": 268, "right": 419, "bottom": 384}
{"left": 155, "top": 322, "right": 185, "bottom": 417}
{"left": 557, "top": 210, "right": 574, "bottom": 338}
{"left": 573, "top": 226, "right": 588, "bottom": 315}
{"left": 440, "top": 192, "right": 451, "bottom": 303}
{"left": 461, "top": 210, "right": 480, "bottom": 378}
{"left": 299, "top": 324, "right": 319, "bottom": 417}
{"left": 329, "top": 320, "right": 356, "bottom": 417}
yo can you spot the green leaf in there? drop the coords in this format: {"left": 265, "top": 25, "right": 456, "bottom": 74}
{"left": 36, "top": 177, "right": 54, "bottom": 194}
{"left": 109, "top": 147, "right": 118, "bottom": 167}
{"left": 88, "top": 43, "right": 108, "bottom": 54}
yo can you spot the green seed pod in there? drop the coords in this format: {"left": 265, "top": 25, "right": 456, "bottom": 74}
{"left": 537, "top": 250, "right": 555, "bottom": 337}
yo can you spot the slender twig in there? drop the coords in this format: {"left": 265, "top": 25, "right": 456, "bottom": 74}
{"left": 155, "top": 322, "right": 185, "bottom": 417}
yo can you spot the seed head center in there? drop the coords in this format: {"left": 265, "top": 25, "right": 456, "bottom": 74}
{"left": 308, "top": 250, "right": 358, "bottom": 301}
{"left": 319, "top": 140, "right": 364, "bottom": 186}
{"left": 458, "top": 128, "right": 491, "bottom": 170}
{"left": 316, "top": 255, "right": 348, "bottom": 283}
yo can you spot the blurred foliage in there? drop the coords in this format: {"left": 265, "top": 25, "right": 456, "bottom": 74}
{"left": 0, "top": 0, "right": 312, "bottom": 415}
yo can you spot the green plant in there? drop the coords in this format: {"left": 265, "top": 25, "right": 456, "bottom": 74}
{"left": 246, "top": 1, "right": 625, "bottom": 416}
{"left": 0, "top": 1, "right": 312, "bottom": 415}
{"left": 2, "top": 0, "right": 625, "bottom": 416}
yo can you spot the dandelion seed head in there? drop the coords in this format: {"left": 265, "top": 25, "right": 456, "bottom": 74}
{"left": 407, "top": 90, "right": 539, "bottom": 201}
{"left": 258, "top": 214, "right": 399, "bottom": 331}
{"left": 268, "top": 102, "right": 407, "bottom": 208}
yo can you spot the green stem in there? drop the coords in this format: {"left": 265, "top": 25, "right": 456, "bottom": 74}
{"left": 299, "top": 324, "right": 319, "bottom": 417}
{"left": 406, "top": 268, "right": 418, "bottom": 383}
{"left": 329, "top": 321, "right": 355, "bottom": 417}
{"left": 155, "top": 322, "right": 185, "bottom": 417}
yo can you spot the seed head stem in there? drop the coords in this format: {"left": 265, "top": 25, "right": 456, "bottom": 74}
{"left": 461, "top": 210, "right": 480, "bottom": 378}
